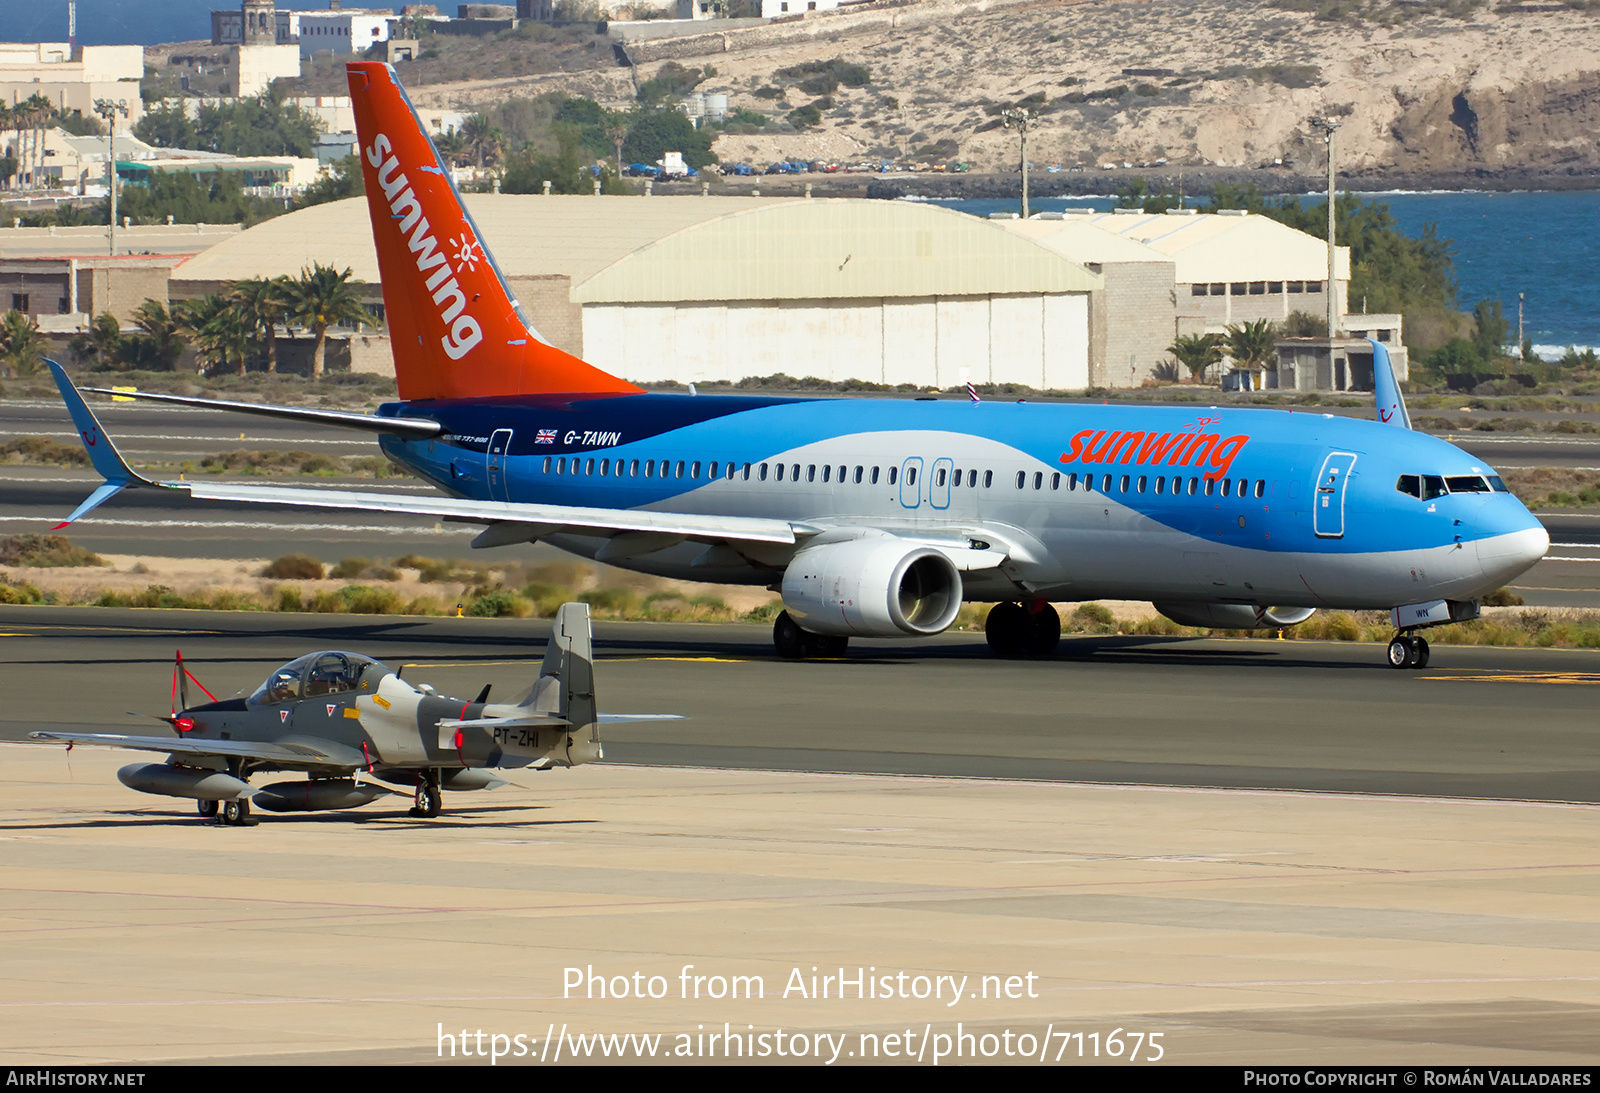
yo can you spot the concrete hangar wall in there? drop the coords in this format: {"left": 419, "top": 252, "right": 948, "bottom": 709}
{"left": 171, "top": 195, "right": 1102, "bottom": 390}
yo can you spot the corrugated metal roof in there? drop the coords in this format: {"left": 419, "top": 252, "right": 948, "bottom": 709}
{"left": 1075, "top": 211, "right": 1350, "bottom": 283}
{"left": 172, "top": 195, "right": 1101, "bottom": 302}
{"left": 571, "top": 198, "right": 1102, "bottom": 303}
{"left": 1002, "top": 217, "right": 1172, "bottom": 265}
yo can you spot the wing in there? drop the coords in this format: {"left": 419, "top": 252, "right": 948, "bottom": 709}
{"left": 28, "top": 731, "right": 363, "bottom": 766}
{"left": 48, "top": 361, "right": 799, "bottom": 548}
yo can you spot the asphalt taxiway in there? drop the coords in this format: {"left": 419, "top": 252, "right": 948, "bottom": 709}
{"left": 2, "top": 609, "right": 1598, "bottom": 1065}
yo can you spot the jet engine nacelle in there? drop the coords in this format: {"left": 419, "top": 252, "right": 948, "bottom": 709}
{"left": 781, "top": 536, "right": 963, "bottom": 638}
{"left": 1153, "top": 602, "right": 1317, "bottom": 630}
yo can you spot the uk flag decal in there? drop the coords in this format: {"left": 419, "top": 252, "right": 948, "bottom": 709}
{"left": 535, "top": 429, "right": 558, "bottom": 444}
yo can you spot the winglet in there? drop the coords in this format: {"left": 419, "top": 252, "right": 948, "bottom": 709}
{"left": 48, "top": 360, "right": 158, "bottom": 527}
{"left": 1371, "top": 338, "right": 1411, "bottom": 430}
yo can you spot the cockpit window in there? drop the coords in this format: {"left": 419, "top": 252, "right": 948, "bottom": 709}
{"left": 1396, "top": 474, "right": 1420, "bottom": 498}
{"left": 304, "top": 652, "right": 377, "bottom": 696}
{"left": 1488, "top": 475, "right": 1510, "bottom": 493}
{"left": 1421, "top": 475, "right": 1447, "bottom": 500}
{"left": 1446, "top": 475, "right": 1492, "bottom": 494}
{"left": 249, "top": 651, "right": 381, "bottom": 705}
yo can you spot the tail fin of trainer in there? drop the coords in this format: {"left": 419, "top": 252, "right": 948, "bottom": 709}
{"left": 346, "top": 62, "right": 641, "bottom": 402}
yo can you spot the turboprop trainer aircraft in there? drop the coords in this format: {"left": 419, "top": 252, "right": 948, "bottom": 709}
{"left": 50, "top": 62, "right": 1548, "bottom": 670}
{"left": 30, "top": 603, "right": 677, "bottom": 825}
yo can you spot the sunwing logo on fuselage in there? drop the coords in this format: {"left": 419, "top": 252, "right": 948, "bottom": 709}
{"left": 1061, "top": 416, "right": 1249, "bottom": 480}
{"left": 365, "top": 132, "right": 483, "bottom": 362}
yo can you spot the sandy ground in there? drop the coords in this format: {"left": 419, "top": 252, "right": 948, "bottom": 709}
{"left": 4, "top": 747, "right": 1600, "bottom": 1064}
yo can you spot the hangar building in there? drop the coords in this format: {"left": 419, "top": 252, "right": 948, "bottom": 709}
{"left": 170, "top": 195, "right": 1104, "bottom": 390}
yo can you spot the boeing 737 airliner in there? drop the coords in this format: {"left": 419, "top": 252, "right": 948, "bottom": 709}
{"left": 50, "top": 62, "right": 1549, "bottom": 669}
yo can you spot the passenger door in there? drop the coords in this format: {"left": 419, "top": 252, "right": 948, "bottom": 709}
{"left": 929, "top": 457, "right": 953, "bottom": 510}
{"left": 899, "top": 457, "right": 923, "bottom": 509}
{"left": 1313, "top": 452, "right": 1358, "bottom": 538}
{"left": 486, "top": 429, "right": 513, "bottom": 503}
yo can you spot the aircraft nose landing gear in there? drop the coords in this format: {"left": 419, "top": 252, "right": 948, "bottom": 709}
{"left": 1386, "top": 633, "right": 1431, "bottom": 670}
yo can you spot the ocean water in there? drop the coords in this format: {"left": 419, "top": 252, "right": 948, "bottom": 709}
{"left": 937, "top": 191, "right": 1599, "bottom": 352}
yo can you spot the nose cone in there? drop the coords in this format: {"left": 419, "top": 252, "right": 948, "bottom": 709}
{"left": 1475, "top": 509, "right": 1549, "bottom": 588}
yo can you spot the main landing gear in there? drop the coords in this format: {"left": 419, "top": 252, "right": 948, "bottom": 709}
{"left": 773, "top": 611, "right": 849, "bottom": 660}
{"left": 985, "top": 601, "right": 1061, "bottom": 658}
{"left": 410, "top": 768, "right": 443, "bottom": 818}
{"left": 1387, "top": 633, "right": 1431, "bottom": 670}
{"left": 220, "top": 797, "right": 252, "bottom": 826}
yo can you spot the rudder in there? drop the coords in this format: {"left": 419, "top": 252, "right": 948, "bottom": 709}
{"left": 345, "top": 62, "right": 641, "bottom": 401}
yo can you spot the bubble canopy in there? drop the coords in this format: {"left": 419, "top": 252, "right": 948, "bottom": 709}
{"left": 248, "top": 651, "right": 388, "bottom": 706}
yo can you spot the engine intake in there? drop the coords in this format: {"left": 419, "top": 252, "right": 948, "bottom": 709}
{"left": 782, "top": 537, "right": 963, "bottom": 638}
{"left": 1153, "top": 602, "right": 1317, "bottom": 630}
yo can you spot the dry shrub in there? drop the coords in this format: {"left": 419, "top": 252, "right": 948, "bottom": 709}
{"left": 0, "top": 534, "right": 104, "bottom": 568}
{"left": 261, "top": 553, "right": 325, "bottom": 580}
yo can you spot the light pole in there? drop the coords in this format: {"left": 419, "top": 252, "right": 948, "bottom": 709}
{"left": 92, "top": 98, "right": 128, "bottom": 257}
{"left": 1001, "top": 107, "right": 1032, "bottom": 219}
{"left": 1309, "top": 115, "right": 1340, "bottom": 337}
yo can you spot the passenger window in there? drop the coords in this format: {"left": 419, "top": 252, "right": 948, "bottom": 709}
{"left": 1051, "top": 472, "right": 1060, "bottom": 490}
{"left": 791, "top": 463, "right": 800, "bottom": 481}
{"left": 629, "top": 460, "right": 640, "bottom": 477}
{"left": 1119, "top": 475, "right": 1130, "bottom": 492}
{"left": 936, "top": 468, "right": 946, "bottom": 487}
{"left": 906, "top": 466, "right": 917, "bottom": 486}
{"left": 690, "top": 461, "right": 700, "bottom": 479}
{"left": 1172, "top": 476, "right": 1182, "bottom": 494}
{"left": 644, "top": 460, "right": 654, "bottom": 478}
{"left": 742, "top": 463, "right": 752, "bottom": 481}
{"left": 888, "top": 466, "right": 898, "bottom": 485}
{"left": 872, "top": 467, "right": 881, "bottom": 484}
{"left": 855, "top": 466, "right": 864, "bottom": 484}
{"left": 984, "top": 470, "right": 993, "bottom": 488}
{"left": 1254, "top": 480, "right": 1264, "bottom": 498}
{"left": 1069, "top": 473, "right": 1078, "bottom": 490}
{"left": 599, "top": 459, "right": 609, "bottom": 476}
{"left": 838, "top": 465, "right": 846, "bottom": 482}
{"left": 542, "top": 456, "right": 551, "bottom": 474}
{"left": 675, "top": 460, "right": 686, "bottom": 478}
{"left": 808, "top": 465, "right": 817, "bottom": 482}
{"left": 1137, "top": 475, "right": 1146, "bottom": 493}
{"left": 775, "top": 463, "right": 784, "bottom": 481}
{"left": 1188, "top": 477, "right": 1198, "bottom": 495}
{"left": 585, "top": 458, "right": 595, "bottom": 476}
{"left": 1033, "top": 472, "right": 1043, "bottom": 490}
{"left": 968, "top": 470, "right": 977, "bottom": 488}
{"left": 822, "top": 465, "right": 831, "bottom": 483}
{"left": 1204, "top": 479, "right": 1214, "bottom": 496}
{"left": 1220, "top": 479, "right": 1231, "bottom": 497}
{"left": 558, "top": 457, "right": 569, "bottom": 474}
{"left": 1154, "top": 476, "right": 1165, "bottom": 495}
{"left": 760, "top": 463, "right": 770, "bottom": 481}
{"left": 1015, "top": 471, "right": 1026, "bottom": 489}
{"left": 1422, "top": 475, "right": 1447, "bottom": 500}
{"left": 1102, "top": 474, "right": 1112, "bottom": 492}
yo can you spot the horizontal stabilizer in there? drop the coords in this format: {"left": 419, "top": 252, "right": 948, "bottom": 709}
{"left": 79, "top": 386, "right": 443, "bottom": 438}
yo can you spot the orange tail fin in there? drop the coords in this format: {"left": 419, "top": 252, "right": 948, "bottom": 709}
{"left": 345, "top": 62, "right": 641, "bottom": 401}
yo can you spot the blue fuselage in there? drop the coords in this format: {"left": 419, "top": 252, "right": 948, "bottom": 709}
{"left": 375, "top": 393, "right": 1547, "bottom": 609}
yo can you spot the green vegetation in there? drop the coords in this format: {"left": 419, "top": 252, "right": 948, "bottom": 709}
{"left": 0, "top": 436, "right": 87, "bottom": 466}
{"left": 1166, "top": 333, "right": 1225, "bottom": 380}
{"left": 775, "top": 58, "right": 871, "bottom": 96}
{"left": 293, "top": 154, "right": 364, "bottom": 209}
{"left": 134, "top": 90, "right": 324, "bottom": 158}
{"left": 0, "top": 310, "right": 46, "bottom": 378}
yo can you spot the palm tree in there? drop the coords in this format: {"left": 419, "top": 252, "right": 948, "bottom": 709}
{"left": 229, "top": 275, "right": 293, "bottom": 373}
{"left": 174, "top": 294, "right": 249, "bottom": 376}
{"left": 459, "top": 114, "right": 503, "bottom": 171}
{"left": 287, "top": 264, "right": 373, "bottom": 380}
{"left": 1167, "top": 333, "right": 1225, "bottom": 383}
{"left": 126, "top": 299, "right": 187, "bottom": 371}
{"left": 67, "top": 312, "right": 124, "bottom": 370}
{"left": 434, "top": 128, "right": 468, "bottom": 169}
{"left": 0, "top": 309, "right": 46, "bottom": 377}
{"left": 1225, "top": 319, "right": 1277, "bottom": 391}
